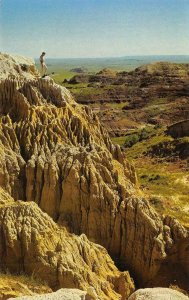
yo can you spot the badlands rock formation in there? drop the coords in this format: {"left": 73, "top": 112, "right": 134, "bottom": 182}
{"left": 134, "top": 61, "right": 189, "bottom": 76}
{"left": 0, "top": 189, "right": 134, "bottom": 300}
{"left": 0, "top": 53, "right": 188, "bottom": 295}
{"left": 66, "top": 62, "right": 189, "bottom": 137}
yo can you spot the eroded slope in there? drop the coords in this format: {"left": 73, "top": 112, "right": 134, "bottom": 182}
{"left": 0, "top": 189, "right": 134, "bottom": 300}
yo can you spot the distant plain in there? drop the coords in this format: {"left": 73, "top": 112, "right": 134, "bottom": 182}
{"left": 35, "top": 55, "right": 189, "bottom": 82}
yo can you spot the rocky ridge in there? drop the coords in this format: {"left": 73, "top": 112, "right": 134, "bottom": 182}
{"left": 0, "top": 54, "right": 188, "bottom": 295}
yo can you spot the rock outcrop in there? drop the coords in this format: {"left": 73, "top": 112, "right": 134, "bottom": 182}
{"left": 128, "top": 288, "right": 189, "bottom": 300}
{"left": 134, "top": 62, "right": 189, "bottom": 77}
{"left": 0, "top": 189, "right": 134, "bottom": 300}
{"left": 0, "top": 53, "right": 39, "bottom": 80}
{"left": 9, "top": 289, "right": 90, "bottom": 300}
{"left": 0, "top": 54, "right": 188, "bottom": 293}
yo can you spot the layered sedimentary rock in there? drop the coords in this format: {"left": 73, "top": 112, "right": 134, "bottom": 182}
{"left": 0, "top": 54, "right": 188, "bottom": 292}
{"left": 65, "top": 62, "right": 189, "bottom": 137}
{"left": 0, "top": 189, "right": 134, "bottom": 300}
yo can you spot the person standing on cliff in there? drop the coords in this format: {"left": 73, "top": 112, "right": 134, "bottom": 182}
{"left": 40, "top": 52, "right": 47, "bottom": 77}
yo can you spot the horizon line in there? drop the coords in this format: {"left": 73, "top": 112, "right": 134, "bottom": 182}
{"left": 34, "top": 54, "right": 189, "bottom": 60}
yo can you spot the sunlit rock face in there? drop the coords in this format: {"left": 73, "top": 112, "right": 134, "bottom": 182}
{"left": 0, "top": 53, "right": 39, "bottom": 80}
{"left": 0, "top": 53, "right": 188, "bottom": 294}
{"left": 0, "top": 189, "right": 134, "bottom": 300}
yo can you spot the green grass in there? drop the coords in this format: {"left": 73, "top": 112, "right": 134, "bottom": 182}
{"left": 146, "top": 97, "right": 169, "bottom": 106}
{"left": 112, "top": 127, "right": 169, "bottom": 154}
{"left": 126, "top": 133, "right": 172, "bottom": 160}
{"left": 73, "top": 86, "right": 101, "bottom": 96}
{"left": 51, "top": 70, "right": 76, "bottom": 83}
{"left": 106, "top": 102, "right": 129, "bottom": 109}
{"left": 112, "top": 136, "right": 128, "bottom": 146}
{"left": 61, "top": 82, "right": 102, "bottom": 97}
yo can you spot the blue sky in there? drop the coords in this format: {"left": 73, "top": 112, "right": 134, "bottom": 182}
{"left": 0, "top": 0, "right": 189, "bottom": 58}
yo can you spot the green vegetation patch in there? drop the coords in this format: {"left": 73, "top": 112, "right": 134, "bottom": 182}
{"left": 112, "top": 126, "right": 170, "bottom": 158}
{"left": 146, "top": 97, "right": 168, "bottom": 106}
{"left": 51, "top": 70, "right": 76, "bottom": 83}
{"left": 111, "top": 136, "right": 127, "bottom": 146}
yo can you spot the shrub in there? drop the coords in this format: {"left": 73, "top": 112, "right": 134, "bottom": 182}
{"left": 140, "top": 128, "right": 149, "bottom": 140}
{"left": 124, "top": 134, "right": 140, "bottom": 147}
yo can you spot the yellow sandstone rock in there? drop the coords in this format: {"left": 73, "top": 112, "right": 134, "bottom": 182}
{"left": 0, "top": 189, "right": 134, "bottom": 300}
